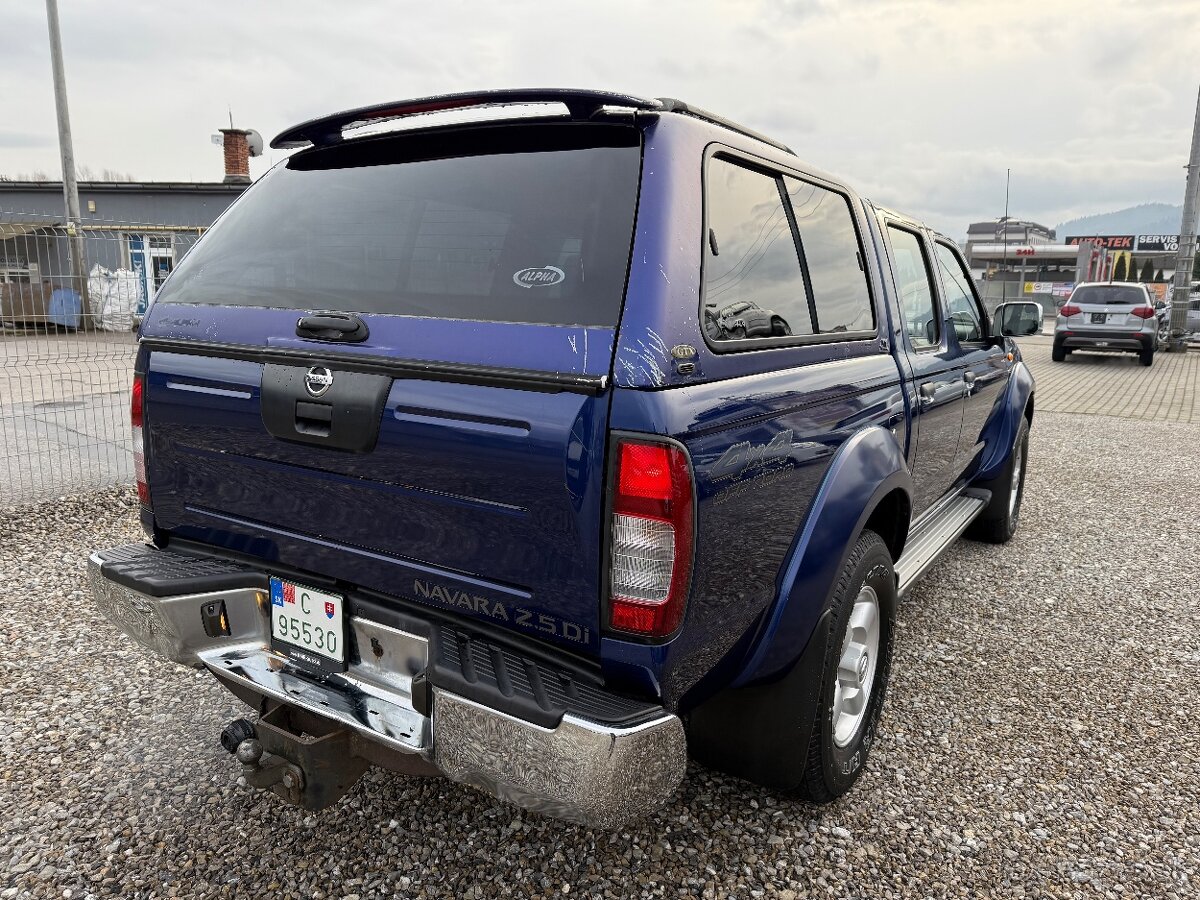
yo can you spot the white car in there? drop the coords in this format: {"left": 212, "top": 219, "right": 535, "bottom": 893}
{"left": 1053, "top": 282, "right": 1163, "bottom": 366}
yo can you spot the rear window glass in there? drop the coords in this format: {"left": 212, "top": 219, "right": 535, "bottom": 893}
{"left": 1071, "top": 285, "right": 1145, "bottom": 305}
{"left": 702, "top": 156, "right": 874, "bottom": 346}
{"left": 783, "top": 177, "right": 874, "bottom": 334}
{"left": 154, "top": 125, "right": 641, "bottom": 326}
{"left": 704, "top": 158, "right": 814, "bottom": 341}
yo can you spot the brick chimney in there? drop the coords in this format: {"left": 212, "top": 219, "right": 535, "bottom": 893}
{"left": 219, "top": 128, "right": 251, "bottom": 184}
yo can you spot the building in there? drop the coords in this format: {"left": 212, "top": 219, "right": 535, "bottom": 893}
{"left": 1, "top": 129, "right": 254, "bottom": 326}
{"left": 964, "top": 217, "right": 1056, "bottom": 261}
{"left": 963, "top": 216, "right": 1191, "bottom": 312}
{"left": 963, "top": 218, "right": 1076, "bottom": 310}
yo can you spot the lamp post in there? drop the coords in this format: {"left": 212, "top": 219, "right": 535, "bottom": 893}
{"left": 44, "top": 0, "right": 90, "bottom": 323}
{"left": 1168, "top": 84, "right": 1200, "bottom": 352}
{"left": 1000, "top": 169, "right": 1011, "bottom": 303}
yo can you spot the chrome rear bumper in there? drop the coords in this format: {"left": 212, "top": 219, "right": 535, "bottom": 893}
{"left": 88, "top": 550, "right": 686, "bottom": 827}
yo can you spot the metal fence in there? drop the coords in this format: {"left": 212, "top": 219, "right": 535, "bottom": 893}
{"left": 1, "top": 211, "right": 203, "bottom": 505}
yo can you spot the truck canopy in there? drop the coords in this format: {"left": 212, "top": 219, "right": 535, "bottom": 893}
{"left": 139, "top": 120, "right": 644, "bottom": 654}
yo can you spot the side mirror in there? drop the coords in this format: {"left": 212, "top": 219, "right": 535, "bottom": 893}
{"left": 994, "top": 301, "right": 1043, "bottom": 337}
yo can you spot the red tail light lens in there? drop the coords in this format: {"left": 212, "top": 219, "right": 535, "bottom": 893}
{"left": 130, "top": 373, "right": 144, "bottom": 428}
{"left": 1059, "top": 304, "right": 1082, "bottom": 318}
{"left": 1130, "top": 306, "right": 1155, "bottom": 319}
{"left": 608, "top": 440, "right": 694, "bottom": 638}
{"left": 131, "top": 372, "right": 149, "bottom": 506}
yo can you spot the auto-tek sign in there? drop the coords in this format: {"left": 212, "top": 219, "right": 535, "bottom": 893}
{"left": 1064, "top": 234, "right": 1180, "bottom": 252}
{"left": 1064, "top": 235, "right": 1135, "bottom": 250}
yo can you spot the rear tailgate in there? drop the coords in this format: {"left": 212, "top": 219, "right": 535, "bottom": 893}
{"left": 1072, "top": 303, "right": 1137, "bottom": 328}
{"left": 1067, "top": 284, "right": 1149, "bottom": 329}
{"left": 138, "top": 121, "right": 643, "bottom": 655}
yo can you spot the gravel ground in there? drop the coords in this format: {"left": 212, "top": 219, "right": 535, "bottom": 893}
{"left": 1, "top": 410, "right": 1197, "bottom": 900}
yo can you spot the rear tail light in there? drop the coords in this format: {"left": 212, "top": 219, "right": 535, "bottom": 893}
{"left": 1059, "top": 304, "right": 1082, "bottom": 317}
{"left": 607, "top": 439, "right": 694, "bottom": 638}
{"left": 131, "top": 372, "right": 149, "bottom": 506}
{"left": 1130, "top": 306, "right": 1155, "bottom": 319}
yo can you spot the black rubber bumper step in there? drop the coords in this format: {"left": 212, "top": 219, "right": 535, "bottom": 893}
{"left": 427, "top": 622, "right": 662, "bottom": 729}
{"left": 95, "top": 544, "right": 268, "bottom": 597}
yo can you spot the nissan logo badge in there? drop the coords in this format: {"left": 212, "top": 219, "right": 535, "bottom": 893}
{"left": 304, "top": 366, "right": 334, "bottom": 397}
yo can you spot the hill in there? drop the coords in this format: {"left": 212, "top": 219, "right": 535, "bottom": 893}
{"left": 1055, "top": 203, "right": 1186, "bottom": 238}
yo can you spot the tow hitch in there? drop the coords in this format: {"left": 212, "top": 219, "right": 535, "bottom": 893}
{"left": 221, "top": 706, "right": 370, "bottom": 810}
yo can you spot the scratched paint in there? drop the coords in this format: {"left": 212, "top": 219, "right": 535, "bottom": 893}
{"left": 618, "top": 328, "right": 672, "bottom": 387}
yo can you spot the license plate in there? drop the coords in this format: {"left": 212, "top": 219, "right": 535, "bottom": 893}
{"left": 1095, "top": 341, "right": 1108, "bottom": 347}
{"left": 269, "top": 577, "right": 345, "bottom": 672}
{"left": 1091, "top": 312, "right": 1107, "bottom": 324}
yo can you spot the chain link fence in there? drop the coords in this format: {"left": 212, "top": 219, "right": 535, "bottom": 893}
{"left": 1, "top": 211, "right": 203, "bottom": 505}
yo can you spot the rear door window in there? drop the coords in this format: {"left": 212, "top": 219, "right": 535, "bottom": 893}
{"left": 152, "top": 124, "right": 642, "bottom": 327}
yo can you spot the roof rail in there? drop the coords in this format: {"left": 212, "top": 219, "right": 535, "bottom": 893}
{"left": 271, "top": 89, "right": 663, "bottom": 149}
{"left": 655, "top": 98, "right": 795, "bottom": 156}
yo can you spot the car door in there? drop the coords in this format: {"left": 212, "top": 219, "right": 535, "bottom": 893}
{"left": 932, "top": 239, "right": 1010, "bottom": 477}
{"left": 883, "top": 223, "right": 967, "bottom": 516}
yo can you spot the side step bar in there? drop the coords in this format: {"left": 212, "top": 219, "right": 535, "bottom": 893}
{"left": 895, "top": 488, "right": 990, "bottom": 595}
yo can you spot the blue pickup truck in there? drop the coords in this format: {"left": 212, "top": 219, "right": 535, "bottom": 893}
{"left": 90, "top": 89, "right": 1042, "bottom": 827}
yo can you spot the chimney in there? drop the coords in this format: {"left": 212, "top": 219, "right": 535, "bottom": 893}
{"left": 219, "top": 128, "right": 251, "bottom": 184}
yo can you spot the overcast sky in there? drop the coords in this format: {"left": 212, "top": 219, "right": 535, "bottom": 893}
{"left": 3, "top": 0, "right": 1198, "bottom": 238}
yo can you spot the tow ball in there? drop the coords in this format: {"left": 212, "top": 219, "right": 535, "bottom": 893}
{"left": 220, "top": 706, "right": 369, "bottom": 811}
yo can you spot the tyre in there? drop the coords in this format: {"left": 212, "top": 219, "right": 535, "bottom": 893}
{"left": 1051, "top": 344, "right": 1066, "bottom": 362}
{"left": 1139, "top": 347, "right": 1154, "bottom": 367}
{"left": 796, "top": 530, "right": 897, "bottom": 803}
{"left": 967, "top": 416, "right": 1029, "bottom": 544}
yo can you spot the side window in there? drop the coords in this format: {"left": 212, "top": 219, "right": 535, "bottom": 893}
{"left": 784, "top": 177, "right": 874, "bottom": 334}
{"left": 704, "top": 158, "right": 814, "bottom": 342}
{"left": 934, "top": 242, "right": 985, "bottom": 343}
{"left": 887, "top": 226, "right": 940, "bottom": 350}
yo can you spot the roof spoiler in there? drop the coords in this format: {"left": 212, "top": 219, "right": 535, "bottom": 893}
{"left": 270, "top": 89, "right": 663, "bottom": 149}
{"left": 271, "top": 89, "right": 798, "bottom": 156}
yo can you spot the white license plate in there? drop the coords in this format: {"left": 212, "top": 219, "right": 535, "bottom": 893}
{"left": 270, "top": 577, "right": 345, "bottom": 668}
{"left": 1095, "top": 341, "right": 1109, "bottom": 347}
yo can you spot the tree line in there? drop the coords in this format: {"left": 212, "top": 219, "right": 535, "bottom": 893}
{"left": 0, "top": 165, "right": 137, "bottom": 182}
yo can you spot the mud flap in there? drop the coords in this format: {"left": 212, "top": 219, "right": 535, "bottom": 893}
{"left": 686, "top": 608, "right": 832, "bottom": 791}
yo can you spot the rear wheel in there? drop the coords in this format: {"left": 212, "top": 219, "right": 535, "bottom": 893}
{"left": 967, "top": 416, "right": 1029, "bottom": 544}
{"left": 1139, "top": 347, "right": 1154, "bottom": 367}
{"left": 796, "top": 530, "right": 896, "bottom": 802}
{"left": 1051, "top": 344, "right": 1067, "bottom": 362}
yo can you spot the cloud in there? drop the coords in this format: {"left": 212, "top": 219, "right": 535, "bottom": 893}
{"left": 0, "top": 131, "right": 52, "bottom": 149}
{"left": 1, "top": 0, "right": 1197, "bottom": 236}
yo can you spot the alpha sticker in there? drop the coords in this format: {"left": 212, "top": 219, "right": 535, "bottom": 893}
{"left": 513, "top": 265, "right": 565, "bottom": 289}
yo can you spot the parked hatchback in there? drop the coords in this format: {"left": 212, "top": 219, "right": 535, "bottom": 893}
{"left": 1053, "top": 282, "right": 1162, "bottom": 365}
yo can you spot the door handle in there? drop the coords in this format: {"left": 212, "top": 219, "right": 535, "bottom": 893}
{"left": 296, "top": 313, "right": 369, "bottom": 342}
{"left": 918, "top": 382, "right": 937, "bottom": 408}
